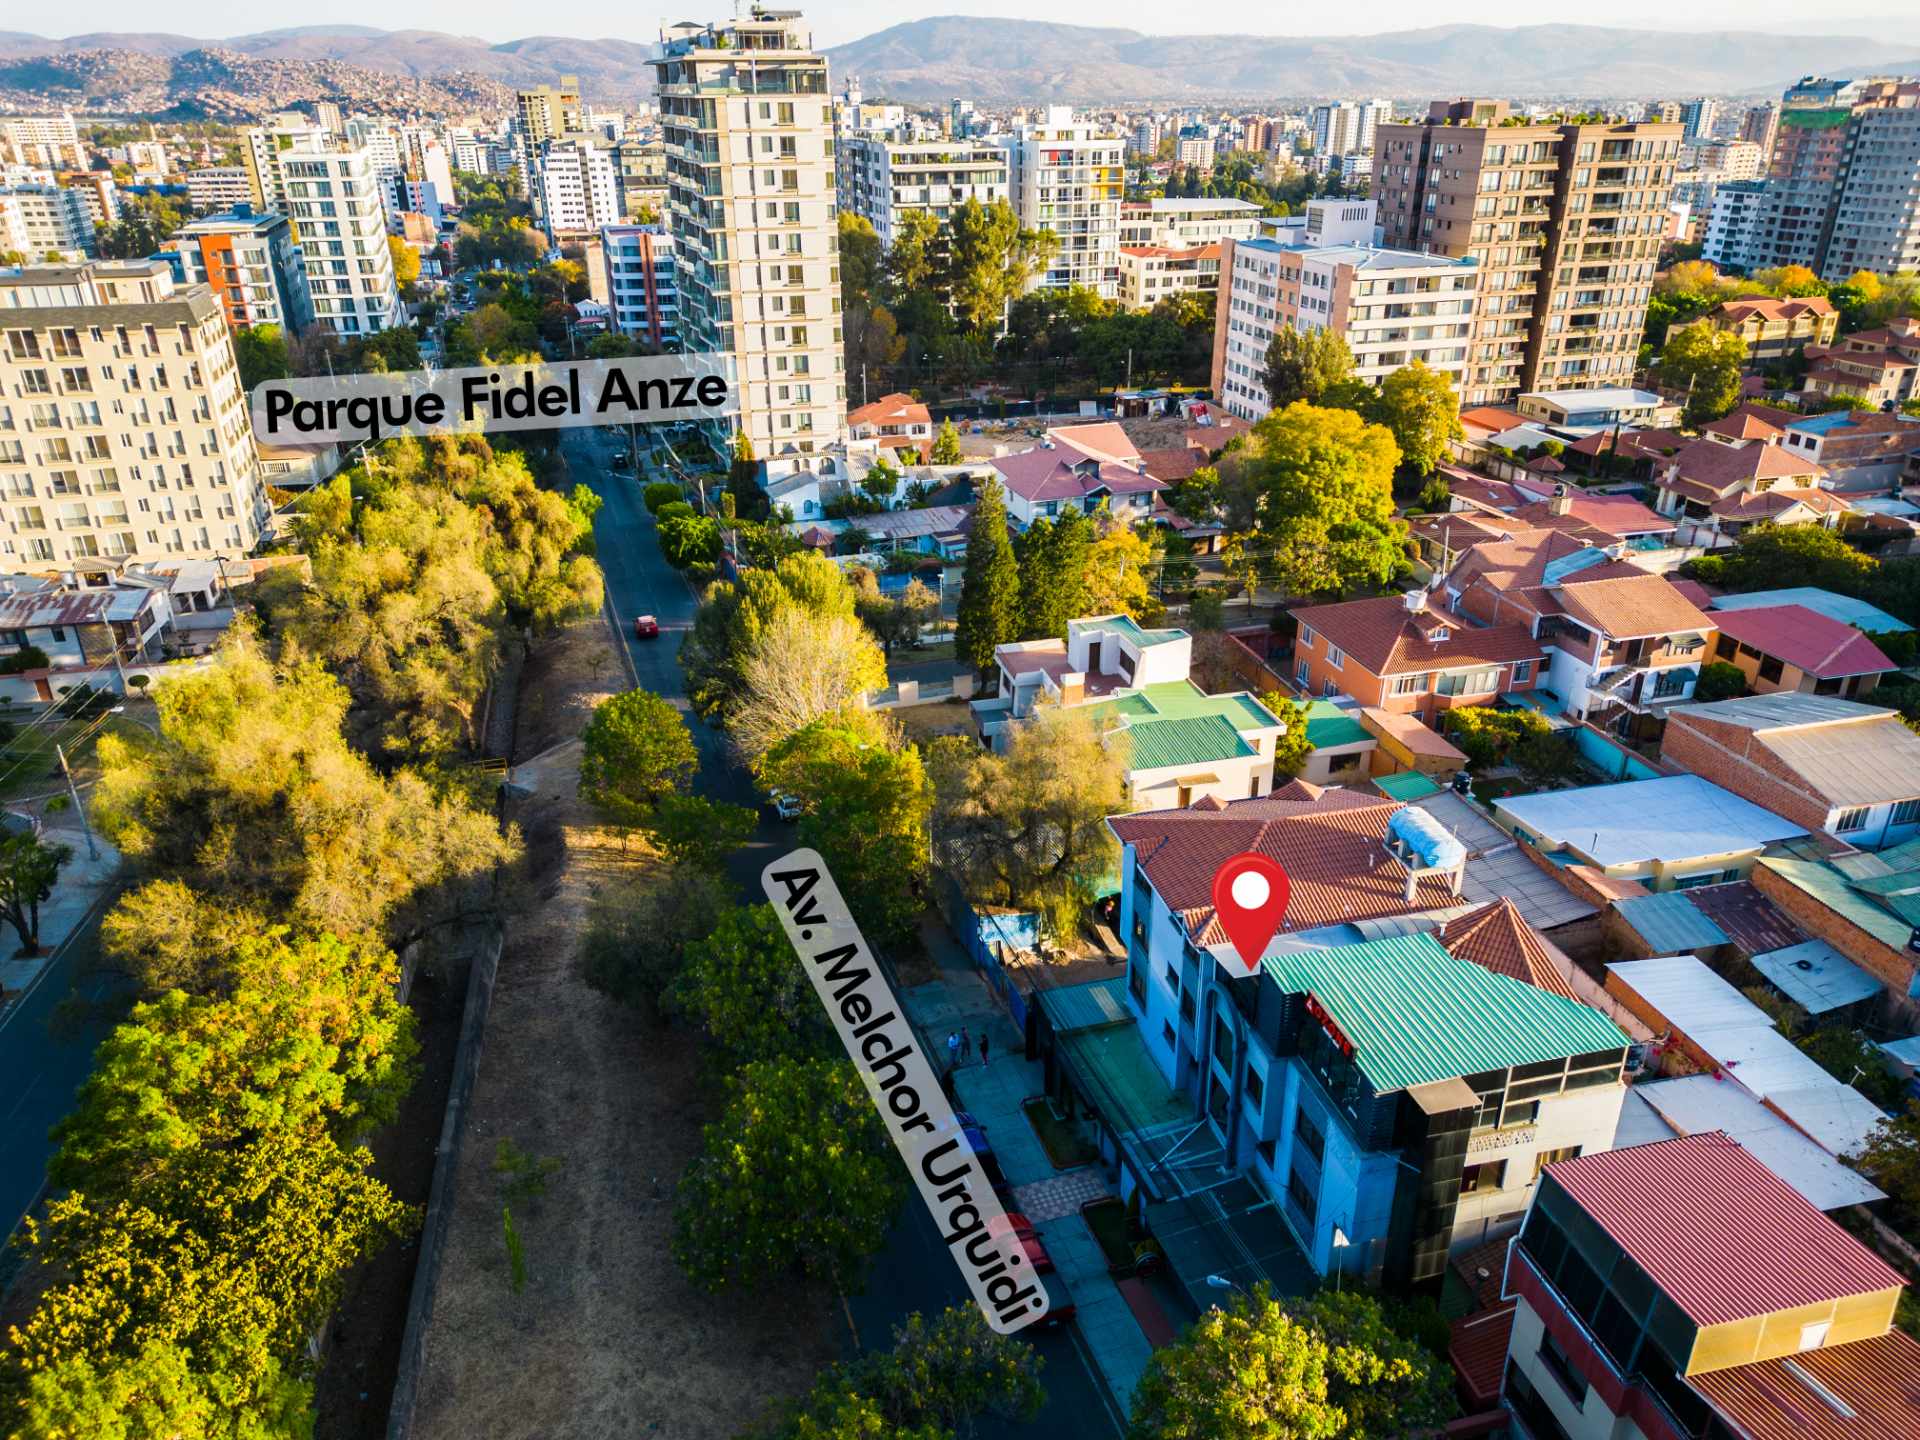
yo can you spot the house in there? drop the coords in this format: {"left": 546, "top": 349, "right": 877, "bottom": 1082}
{"left": 1801, "top": 317, "right": 1920, "bottom": 409}
{"left": 1299, "top": 699, "right": 1377, "bottom": 786}
{"left": 0, "top": 569, "right": 174, "bottom": 700}
{"left": 970, "top": 615, "right": 1286, "bottom": 808}
{"left": 1673, "top": 293, "right": 1838, "bottom": 368}
{"left": 846, "top": 504, "right": 972, "bottom": 561}
{"left": 1701, "top": 606, "right": 1896, "bottom": 699}
{"left": 1514, "top": 387, "right": 1679, "bottom": 434}
{"left": 254, "top": 439, "right": 340, "bottom": 490}
{"left": 1651, "top": 434, "right": 1841, "bottom": 546}
{"left": 1749, "top": 839, "right": 1920, "bottom": 1008}
{"left": 1706, "top": 584, "right": 1913, "bottom": 641}
{"left": 1107, "top": 785, "right": 1629, "bottom": 1285}
{"left": 988, "top": 421, "right": 1167, "bottom": 529}
{"left": 1444, "top": 531, "right": 1717, "bottom": 726}
{"left": 1777, "top": 407, "right": 1920, "bottom": 495}
{"left": 846, "top": 392, "right": 933, "bottom": 450}
{"left": 1492, "top": 773, "right": 1807, "bottom": 892}
{"left": 1289, "top": 589, "right": 1545, "bottom": 726}
{"left": 1502, "top": 1133, "right": 1920, "bottom": 1440}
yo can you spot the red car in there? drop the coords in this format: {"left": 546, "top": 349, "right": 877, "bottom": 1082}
{"left": 633, "top": 614, "right": 660, "bottom": 639}
{"left": 988, "top": 1211, "right": 1054, "bottom": 1274}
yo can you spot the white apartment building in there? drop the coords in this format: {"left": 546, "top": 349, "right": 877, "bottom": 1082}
{"left": 0, "top": 261, "right": 271, "bottom": 567}
{"left": 1311, "top": 99, "right": 1391, "bottom": 159}
{"left": 595, "top": 223, "right": 678, "bottom": 348}
{"left": 836, "top": 133, "right": 1008, "bottom": 251}
{"left": 0, "top": 115, "right": 84, "bottom": 171}
{"left": 1119, "top": 196, "right": 1264, "bottom": 249}
{"left": 655, "top": 7, "right": 847, "bottom": 461}
{"left": 1211, "top": 199, "right": 1479, "bottom": 423}
{"left": 1000, "top": 107, "right": 1126, "bottom": 298}
{"left": 0, "top": 187, "right": 96, "bottom": 259}
{"left": 1175, "top": 126, "right": 1215, "bottom": 169}
{"left": 246, "top": 122, "right": 404, "bottom": 336}
{"left": 1696, "top": 139, "right": 1765, "bottom": 181}
{"left": 1117, "top": 244, "right": 1221, "bottom": 310}
{"left": 1702, "top": 180, "right": 1779, "bottom": 273}
{"left": 183, "top": 167, "right": 253, "bottom": 213}
{"left": 538, "top": 139, "right": 620, "bottom": 239}
{"left": 167, "top": 206, "right": 315, "bottom": 333}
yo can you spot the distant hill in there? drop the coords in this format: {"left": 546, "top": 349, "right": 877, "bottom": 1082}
{"left": 824, "top": 18, "right": 1906, "bottom": 102}
{"left": 0, "top": 19, "right": 1908, "bottom": 116}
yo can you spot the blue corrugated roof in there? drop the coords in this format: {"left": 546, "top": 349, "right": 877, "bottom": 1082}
{"left": 1709, "top": 587, "right": 1912, "bottom": 634}
{"left": 1613, "top": 892, "right": 1730, "bottom": 955}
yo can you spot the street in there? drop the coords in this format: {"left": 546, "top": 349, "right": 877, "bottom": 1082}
{"left": 561, "top": 424, "right": 1124, "bottom": 1437}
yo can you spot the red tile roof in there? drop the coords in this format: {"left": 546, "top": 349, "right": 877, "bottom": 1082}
{"left": 1511, "top": 491, "right": 1672, "bottom": 539}
{"left": 1686, "top": 1328, "right": 1920, "bottom": 1440}
{"left": 1554, "top": 573, "right": 1715, "bottom": 640}
{"left": 1447, "top": 1306, "right": 1516, "bottom": 1412}
{"left": 1660, "top": 437, "right": 1825, "bottom": 496}
{"left": 1543, "top": 1133, "right": 1905, "bottom": 1327}
{"left": 1459, "top": 405, "right": 1526, "bottom": 435}
{"left": 1716, "top": 295, "right": 1836, "bottom": 323}
{"left": 1438, "top": 899, "right": 1578, "bottom": 999}
{"left": 1138, "top": 447, "right": 1206, "bottom": 483}
{"left": 1708, "top": 487, "right": 1852, "bottom": 523}
{"left": 1109, "top": 785, "right": 1466, "bottom": 939}
{"left": 1700, "top": 411, "right": 1785, "bottom": 443}
{"left": 848, "top": 392, "right": 931, "bottom": 430}
{"left": 1291, "top": 594, "right": 1543, "bottom": 677}
{"left": 1709, "top": 604, "right": 1896, "bottom": 679}
{"left": 1048, "top": 421, "right": 1140, "bottom": 466}
{"left": 1668, "top": 578, "right": 1715, "bottom": 609}
{"left": 989, "top": 449, "right": 1167, "bottom": 503}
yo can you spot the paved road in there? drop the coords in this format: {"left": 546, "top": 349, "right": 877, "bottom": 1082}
{"left": 563, "top": 425, "right": 1122, "bottom": 1437}
{"left": 0, "top": 898, "right": 126, "bottom": 1275}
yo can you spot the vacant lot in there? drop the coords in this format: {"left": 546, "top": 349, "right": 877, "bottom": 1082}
{"left": 413, "top": 622, "right": 836, "bottom": 1440}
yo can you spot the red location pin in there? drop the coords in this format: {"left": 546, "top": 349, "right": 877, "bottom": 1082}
{"left": 1211, "top": 853, "right": 1290, "bottom": 972}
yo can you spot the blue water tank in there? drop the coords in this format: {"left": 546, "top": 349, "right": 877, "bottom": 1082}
{"left": 1387, "top": 807, "right": 1467, "bottom": 872}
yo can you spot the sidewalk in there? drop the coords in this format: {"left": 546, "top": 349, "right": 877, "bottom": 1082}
{"left": 0, "top": 822, "right": 120, "bottom": 1007}
{"left": 900, "top": 925, "right": 1158, "bottom": 1415}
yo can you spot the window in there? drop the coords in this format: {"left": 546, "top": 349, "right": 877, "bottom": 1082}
{"left": 1461, "top": 1160, "right": 1507, "bottom": 1194}
{"left": 1327, "top": 646, "right": 1344, "bottom": 669}
{"left": 1513, "top": 660, "right": 1533, "bottom": 683}
{"left": 1298, "top": 625, "right": 1316, "bottom": 649}
{"left": 1893, "top": 799, "right": 1920, "bottom": 826}
{"left": 1834, "top": 807, "right": 1869, "bottom": 833}
{"left": 1536, "top": 1330, "right": 1589, "bottom": 1406}
{"left": 1163, "top": 964, "right": 1180, "bottom": 995}
{"left": 1294, "top": 1106, "right": 1325, "bottom": 1162}
{"left": 1285, "top": 1167, "right": 1318, "bottom": 1225}
{"left": 1391, "top": 672, "right": 1429, "bottom": 696}
{"left": 1179, "top": 992, "right": 1195, "bottom": 1025}
{"left": 1798, "top": 1320, "right": 1831, "bottom": 1352}
{"left": 1532, "top": 1146, "right": 1580, "bottom": 1180}
{"left": 1296, "top": 659, "right": 1309, "bottom": 686}
{"left": 1161, "top": 1021, "right": 1176, "bottom": 1052}
{"left": 1244, "top": 1064, "right": 1264, "bottom": 1111}
{"left": 1255, "top": 1137, "right": 1276, "bottom": 1168}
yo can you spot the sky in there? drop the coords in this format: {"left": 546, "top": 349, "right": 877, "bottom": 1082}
{"left": 15, "top": 2, "right": 1920, "bottom": 49}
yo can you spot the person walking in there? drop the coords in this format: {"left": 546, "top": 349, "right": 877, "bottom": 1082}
{"left": 961, "top": 1031, "right": 974, "bottom": 1062}
{"left": 978, "top": 1031, "right": 991, "bottom": 1067}
{"left": 947, "top": 1031, "right": 961, "bottom": 1071}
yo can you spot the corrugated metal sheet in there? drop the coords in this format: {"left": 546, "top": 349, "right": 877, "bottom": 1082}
{"left": 1748, "top": 715, "right": 1920, "bottom": 809}
{"left": 1037, "top": 976, "right": 1133, "bottom": 1035}
{"left": 1687, "top": 1328, "right": 1920, "bottom": 1440}
{"left": 1545, "top": 1133, "right": 1905, "bottom": 1329}
{"left": 1749, "top": 940, "right": 1881, "bottom": 1015}
{"left": 1262, "top": 932, "right": 1626, "bottom": 1095}
{"left": 1634, "top": 1077, "right": 1884, "bottom": 1211}
{"left": 1121, "top": 713, "right": 1253, "bottom": 771}
{"left": 1493, "top": 774, "right": 1806, "bottom": 867}
{"left": 1613, "top": 892, "right": 1729, "bottom": 955}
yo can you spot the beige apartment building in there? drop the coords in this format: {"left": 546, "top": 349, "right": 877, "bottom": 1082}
{"left": 1373, "top": 100, "right": 1681, "bottom": 405}
{"left": 655, "top": 7, "right": 847, "bottom": 461}
{"left": 0, "top": 261, "right": 270, "bottom": 568}
{"left": 999, "top": 106, "right": 1126, "bottom": 298}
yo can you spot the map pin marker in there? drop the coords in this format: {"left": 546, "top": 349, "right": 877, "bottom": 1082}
{"left": 1211, "top": 853, "right": 1291, "bottom": 973}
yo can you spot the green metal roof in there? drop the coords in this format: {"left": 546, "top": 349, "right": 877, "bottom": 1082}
{"left": 1305, "top": 699, "right": 1372, "bottom": 751}
{"left": 1085, "top": 692, "right": 1159, "bottom": 723}
{"left": 1121, "top": 713, "right": 1255, "bottom": 771}
{"left": 1137, "top": 680, "right": 1280, "bottom": 730}
{"left": 1262, "top": 933, "right": 1628, "bottom": 1095}
{"left": 1373, "top": 770, "right": 1442, "bottom": 801}
{"left": 1057, "top": 1024, "right": 1194, "bottom": 1134}
{"left": 1037, "top": 976, "right": 1134, "bottom": 1034}
{"left": 1756, "top": 856, "right": 1917, "bottom": 949}
{"left": 1072, "top": 613, "right": 1189, "bottom": 647}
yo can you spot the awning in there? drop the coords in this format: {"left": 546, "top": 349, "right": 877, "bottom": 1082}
{"left": 1144, "top": 1175, "right": 1319, "bottom": 1313}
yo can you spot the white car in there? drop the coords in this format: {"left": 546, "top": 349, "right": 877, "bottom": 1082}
{"left": 769, "top": 790, "right": 802, "bottom": 821}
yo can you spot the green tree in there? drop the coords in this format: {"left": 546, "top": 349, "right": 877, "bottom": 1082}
{"left": 955, "top": 476, "right": 1021, "bottom": 676}
{"left": 885, "top": 209, "right": 942, "bottom": 295}
{"left": 7, "top": 1339, "right": 311, "bottom": 1440}
{"left": 681, "top": 551, "right": 867, "bottom": 721}
{"left": 1369, "top": 362, "right": 1463, "bottom": 477}
{"left": 1015, "top": 508, "right": 1092, "bottom": 640}
{"left": 944, "top": 197, "right": 1057, "bottom": 333}
{"left": 1854, "top": 1102, "right": 1920, "bottom": 1227}
{"left": 673, "top": 1058, "right": 904, "bottom": 1296}
{"left": 232, "top": 324, "right": 290, "bottom": 392}
{"left": 1130, "top": 1284, "right": 1345, "bottom": 1440}
{"left": 0, "top": 832, "right": 71, "bottom": 955}
{"left": 579, "top": 689, "right": 699, "bottom": 825}
{"left": 1658, "top": 324, "right": 1747, "bottom": 426}
{"left": 1168, "top": 465, "right": 1221, "bottom": 524}
{"left": 578, "top": 867, "right": 730, "bottom": 1016}
{"left": 860, "top": 458, "right": 902, "bottom": 506}
{"left": 1262, "top": 325, "right": 1354, "bottom": 408}
{"left": 1292, "top": 1291, "right": 1459, "bottom": 1438}
{"left": 930, "top": 418, "right": 964, "bottom": 465}
{"left": 1258, "top": 693, "right": 1316, "bottom": 780}
{"left": 1716, "top": 522, "right": 1877, "bottom": 596}
{"left": 659, "top": 510, "right": 723, "bottom": 568}
{"left": 641, "top": 792, "right": 757, "bottom": 872}
{"left": 670, "top": 902, "right": 834, "bottom": 1066}
{"left": 1222, "top": 402, "right": 1405, "bottom": 598}
{"left": 1694, "top": 661, "right": 1748, "bottom": 703}
{"left": 1081, "top": 515, "right": 1159, "bottom": 622}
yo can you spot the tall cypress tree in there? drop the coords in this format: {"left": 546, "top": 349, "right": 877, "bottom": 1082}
{"left": 1017, "top": 508, "right": 1092, "bottom": 640}
{"left": 956, "top": 476, "right": 1021, "bottom": 678}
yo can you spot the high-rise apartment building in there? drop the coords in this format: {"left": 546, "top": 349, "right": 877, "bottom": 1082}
{"left": 537, "top": 139, "right": 620, "bottom": 240}
{"left": 1175, "top": 126, "right": 1216, "bottom": 170}
{"left": 0, "top": 260, "right": 271, "bottom": 567}
{"left": 182, "top": 167, "right": 253, "bottom": 213}
{"left": 1696, "top": 139, "right": 1766, "bottom": 181}
{"left": 1000, "top": 106, "right": 1125, "bottom": 298}
{"left": 1741, "top": 102, "right": 1779, "bottom": 154}
{"left": 837, "top": 133, "right": 1008, "bottom": 251}
{"left": 594, "top": 223, "right": 678, "bottom": 348}
{"left": 0, "top": 186, "right": 96, "bottom": 259}
{"left": 1679, "top": 97, "right": 1717, "bottom": 144}
{"left": 1373, "top": 99, "right": 1681, "bottom": 403}
{"left": 57, "top": 172, "right": 120, "bottom": 228}
{"left": 167, "top": 206, "right": 315, "bottom": 334}
{"left": 516, "top": 79, "right": 585, "bottom": 153}
{"left": 0, "top": 115, "right": 84, "bottom": 171}
{"left": 654, "top": 7, "right": 846, "bottom": 460}
{"left": 1311, "top": 99, "right": 1391, "bottom": 159}
{"left": 244, "top": 120, "right": 404, "bottom": 336}
{"left": 1211, "top": 199, "right": 1480, "bottom": 422}
{"left": 613, "top": 137, "right": 668, "bottom": 220}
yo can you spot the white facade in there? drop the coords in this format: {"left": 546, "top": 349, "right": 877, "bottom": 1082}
{"left": 1697, "top": 139, "right": 1765, "bottom": 181}
{"left": 538, "top": 139, "right": 620, "bottom": 237}
{"left": 247, "top": 125, "right": 404, "bottom": 336}
{"left": 1119, "top": 197, "right": 1263, "bottom": 248}
{"left": 0, "top": 261, "right": 271, "bottom": 567}
{"left": 183, "top": 167, "right": 253, "bottom": 213}
{"left": 999, "top": 107, "right": 1125, "bottom": 298}
{"left": 598, "top": 224, "right": 678, "bottom": 347}
{"left": 0, "top": 186, "right": 95, "bottom": 259}
{"left": 1311, "top": 100, "right": 1391, "bottom": 159}
{"left": 836, "top": 134, "right": 1008, "bottom": 251}
{"left": 1175, "top": 127, "right": 1215, "bottom": 170}
{"left": 0, "top": 115, "right": 84, "bottom": 171}
{"left": 655, "top": 8, "right": 847, "bottom": 459}
{"left": 1702, "top": 180, "right": 1780, "bottom": 273}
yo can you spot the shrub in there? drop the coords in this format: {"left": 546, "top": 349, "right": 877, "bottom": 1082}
{"left": 642, "top": 481, "right": 683, "bottom": 513}
{"left": 0, "top": 646, "right": 49, "bottom": 675}
{"left": 1694, "top": 661, "right": 1747, "bottom": 703}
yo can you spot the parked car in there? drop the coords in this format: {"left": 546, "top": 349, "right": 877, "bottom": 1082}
{"left": 989, "top": 1211, "right": 1054, "bottom": 1274}
{"left": 769, "top": 790, "right": 802, "bottom": 821}
{"left": 1036, "top": 1267, "right": 1076, "bottom": 1327}
{"left": 952, "top": 1110, "right": 1008, "bottom": 1190}
{"left": 633, "top": 614, "right": 660, "bottom": 640}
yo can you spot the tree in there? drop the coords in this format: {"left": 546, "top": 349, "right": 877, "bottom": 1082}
{"left": 387, "top": 235, "right": 422, "bottom": 290}
{"left": 1657, "top": 259, "right": 1726, "bottom": 298}
{"left": 682, "top": 551, "right": 867, "bottom": 721}
{"left": 579, "top": 689, "right": 699, "bottom": 825}
{"left": 1168, "top": 466, "right": 1222, "bottom": 524}
{"left": 1716, "top": 522, "right": 1877, "bottom": 596}
{"left": 1853, "top": 1102, "right": 1920, "bottom": 1226}
{"left": 1082, "top": 517, "right": 1160, "bottom": 621}
{"left": 1258, "top": 693, "right": 1315, "bottom": 781}
{"left": 1015, "top": 510, "right": 1091, "bottom": 640}
{"left": 659, "top": 509, "right": 723, "bottom": 568}
{"left": 1221, "top": 402, "right": 1405, "bottom": 599}
{"left": 930, "top": 418, "right": 964, "bottom": 465}
{"left": 944, "top": 198, "right": 1057, "bottom": 333}
{"left": 641, "top": 792, "right": 757, "bottom": 872}
{"left": 1694, "top": 661, "right": 1748, "bottom": 703}
{"left": 730, "top": 610, "right": 887, "bottom": 765}
{"left": 670, "top": 903, "right": 835, "bottom": 1066}
{"left": 762, "top": 710, "right": 931, "bottom": 948}
{"left": 1369, "top": 362, "right": 1463, "bottom": 477}
{"left": 1130, "top": 1284, "right": 1345, "bottom": 1440}
{"left": 0, "top": 832, "right": 71, "bottom": 955}
{"left": 232, "top": 324, "right": 290, "bottom": 392}
{"left": 1754, "top": 264, "right": 1825, "bottom": 298}
{"left": 860, "top": 458, "right": 901, "bottom": 506}
{"left": 99, "top": 881, "right": 269, "bottom": 997}
{"left": 1291, "top": 1291, "right": 1459, "bottom": 1438}
{"left": 7, "top": 1339, "right": 311, "bottom": 1440}
{"left": 1262, "top": 325, "right": 1354, "bottom": 408}
{"left": 579, "top": 867, "right": 730, "bottom": 1016}
{"left": 955, "top": 476, "right": 1021, "bottom": 676}
{"left": 673, "top": 1058, "right": 904, "bottom": 1296}
{"left": 885, "top": 209, "right": 942, "bottom": 296}
{"left": 1657, "top": 324, "right": 1747, "bottom": 426}
{"left": 928, "top": 706, "right": 1126, "bottom": 937}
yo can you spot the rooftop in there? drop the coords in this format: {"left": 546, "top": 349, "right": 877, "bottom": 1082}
{"left": 1541, "top": 1133, "right": 1903, "bottom": 1327}
{"left": 1749, "top": 939, "right": 1881, "bottom": 1015}
{"left": 1690, "top": 1330, "right": 1920, "bottom": 1440}
{"left": 1611, "top": 890, "right": 1730, "bottom": 955}
{"left": 1633, "top": 1077, "right": 1884, "bottom": 1212}
{"left": 1303, "top": 699, "right": 1373, "bottom": 751}
{"left": 1707, "top": 586, "right": 1912, "bottom": 635}
{"left": 1291, "top": 593, "right": 1543, "bottom": 676}
{"left": 1494, "top": 773, "right": 1807, "bottom": 867}
{"left": 1707, "top": 604, "right": 1894, "bottom": 678}
{"left": 1520, "top": 386, "right": 1665, "bottom": 411}
{"left": 1668, "top": 695, "right": 1920, "bottom": 809}
{"left": 1436, "top": 898, "right": 1578, "bottom": 999}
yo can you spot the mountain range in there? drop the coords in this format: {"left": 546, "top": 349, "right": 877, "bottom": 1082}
{"left": 0, "top": 19, "right": 1913, "bottom": 115}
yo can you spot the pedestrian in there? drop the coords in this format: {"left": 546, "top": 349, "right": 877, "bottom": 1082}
{"left": 979, "top": 1031, "right": 991, "bottom": 1066}
{"left": 961, "top": 1031, "right": 974, "bottom": 1062}
{"left": 947, "top": 1031, "right": 961, "bottom": 1070}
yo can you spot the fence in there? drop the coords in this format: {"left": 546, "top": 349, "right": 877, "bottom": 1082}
{"left": 865, "top": 671, "right": 977, "bottom": 710}
{"left": 935, "top": 870, "right": 1036, "bottom": 1031}
{"left": 1569, "top": 722, "right": 1666, "bottom": 782}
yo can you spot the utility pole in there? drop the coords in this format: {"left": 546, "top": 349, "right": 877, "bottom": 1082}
{"left": 861, "top": 363, "right": 868, "bottom": 408}
{"left": 56, "top": 744, "right": 97, "bottom": 861}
